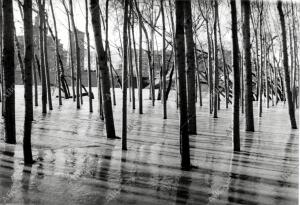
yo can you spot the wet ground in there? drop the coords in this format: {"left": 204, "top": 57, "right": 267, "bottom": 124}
{"left": 0, "top": 86, "right": 298, "bottom": 205}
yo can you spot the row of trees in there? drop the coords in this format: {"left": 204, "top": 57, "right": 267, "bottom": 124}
{"left": 0, "top": 0, "right": 298, "bottom": 170}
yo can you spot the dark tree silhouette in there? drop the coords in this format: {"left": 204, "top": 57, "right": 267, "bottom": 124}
{"left": 277, "top": 0, "right": 297, "bottom": 129}
{"left": 122, "top": 0, "right": 129, "bottom": 150}
{"left": 231, "top": 0, "right": 240, "bottom": 151}
{"left": 3, "top": 0, "right": 16, "bottom": 144}
{"left": 90, "top": 0, "right": 117, "bottom": 139}
{"left": 242, "top": 0, "right": 254, "bottom": 131}
{"left": 175, "top": 0, "right": 191, "bottom": 171}
{"left": 23, "top": 0, "right": 34, "bottom": 164}
{"left": 184, "top": 0, "right": 196, "bottom": 134}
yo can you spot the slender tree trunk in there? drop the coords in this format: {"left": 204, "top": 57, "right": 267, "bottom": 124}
{"left": 168, "top": 0, "right": 178, "bottom": 109}
{"left": 3, "top": 0, "right": 16, "bottom": 144}
{"left": 206, "top": 22, "right": 213, "bottom": 114}
{"left": 138, "top": 5, "right": 143, "bottom": 114}
{"left": 15, "top": 30, "right": 24, "bottom": 83}
{"left": 23, "top": 0, "right": 33, "bottom": 164}
{"left": 241, "top": 52, "right": 244, "bottom": 114}
{"left": 277, "top": 1, "right": 297, "bottom": 129}
{"left": 175, "top": 0, "right": 190, "bottom": 171}
{"left": 38, "top": 0, "right": 47, "bottom": 114}
{"left": 258, "top": 3, "right": 263, "bottom": 117}
{"left": 96, "top": 56, "right": 104, "bottom": 120}
{"left": 63, "top": 1, "right": 75, "bottom": 102}
{"left": 122, "top": 0, "right": 129, "bottom": 150}
{"left": 0, "top": 0, "right": 2, "bottom": 107}
{"left": 128, "top": 2, "right": 135, "bottom": 110}
{"left": 218, "top": 14, "right": 228, "bottom": 109}
{"left": 90, "top": 0, "right": 117, "bottom": 138}
{"left": 242, "top": 0, "right": 254, "bottom": 131}
{"left": 161, "top": 0, "right": 167, "bottom": 119}
{"left": 33, "top": 61, "right": 38, "bottom": 106}
{"left": 150, "top": 0, "right": 155, "bottom": 106}
{"left": 291, "top": 3, "right": 298, "bottom": 109}
{"left": 69, "top": 0, "right": 81, "bottom": 109}
{"left": 231, "top": 0, "right": 240, "bottom": 151}
{"left": 85, "top": 0, "right": 93, "bottom": 112}
{"left": 213, "top": 0, "right": 219, "bottom": 118}
{"left": 49, "top": 0, "right": 61, "bottom": 106}
{"left": 184, "top": 0, "right": 196, "bottom": 134}
{"left": 44, "top": 22, "right": 53, "bottom": 111}
{"left": 105, "top": 0, "right": 116, "bottom": 106}
{"left": 265, "top": 40, "right": 269, "bottom": 108}
{"left": 131, "top": 19, "right": 139, "bottom": 95}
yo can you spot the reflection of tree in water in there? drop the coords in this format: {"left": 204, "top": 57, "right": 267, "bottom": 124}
{"left": 21, "top": 165, "right": 32, "bottom": 204}
{"left": 226, "top": 135, "right": 259, "bottom": 205}
{"left": 274, "top": 134, "right": 298, "bottom": 204}
{"left": 175, "top": 173, "right": 192, "bottom": 204}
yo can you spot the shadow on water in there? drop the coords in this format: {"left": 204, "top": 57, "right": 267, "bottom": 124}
{"left": 227, "top": 135, "right": 258, "bottom": 205}
{"left": 0, "top": 144, "right": 15, "bottom": 204}
{"left": 21, "top": 164, "right": 32, "bottom": 204}
{"left": 274, "top": 134, "right": 298, "bottom": 204}
{"left": 175, "top": 171, "right": 192, "bottom": 205}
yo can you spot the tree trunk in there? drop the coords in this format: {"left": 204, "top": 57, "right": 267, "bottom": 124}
{"left": 242, "top": 0, "right": 254, "bottom": 131}
{"left": 3, "top": 0, "right": 16, "bottom": 144}
{"left": 231, "top": 0, "right": 240, "bottom": 151}
{"left": 161, "top": 0, "right": 167, "bottom": 119}
{"left": 0, "top": 0, "right": 2, "bottom": 107}
{"left": 62, "top": 1, "right": 75, "bottom": 102}
{"left": 69, "top": 0, "right": 81, "bottom": 109}
{"left": 218, "top": 13, "right": 228, "bottom": 109}
{"left": 277, "top": 0, "right": 297, "bottom": 129}
{"left": 23, "top": 0, "right": 34, "bottom": 164}
{"left": 50, "top": 0, "right": 62, "bottom": 106}
{"left": 291, "top": 3, "right": 298, "bottom": 109}
{"left": 138, "top": 4, "right": 143, "bottom": 114}
{"left": 128, "top": 2, "right": 135, "bottom": 110}
{"left": 96, "top": 56, "right": 104, "bottom": 120}
{"left": 241, "top": 52, "right": 244, "bottom": 114}
{"left": 213, "top": 0, "right": 219, "bottom": 118}
{"left": 122, "top": 0, "right": 129, "bottom": 150}
{"left": 184, "top": 0, "right": 196, "bottom": 134}
{"left": 258, "top": 3, "right": 263, "bottom": 117}
{"left": 44, "top": 22, "right": 53, "bottom": 111}
{"left": 206, "top": 22, "right": 213, "bottom": 114}
{"left": 38, "top": 0, "right": 47, "bottom": 114}
{"left": 33, "top": 61, "right": 38, "bottom": 106}
{"left": 90, "top": 0, "right": 117, "bottom": 138}
{"left": 105, "top": 0, "right": 116, "bottom": 106}
{"left": 85, "top": 0, "right": 93, "bottom": 112}
{"left": 175, "top": 0, "right": 191, "bottom": 171}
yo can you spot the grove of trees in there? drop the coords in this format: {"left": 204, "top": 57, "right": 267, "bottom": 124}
{"left": 0, "top": 0, "right": 298, "bottom": 172}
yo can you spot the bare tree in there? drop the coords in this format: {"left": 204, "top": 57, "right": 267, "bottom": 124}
{"left": 184, "top": 0, "right": 196, "bottom": 134}
{"left": 23, "top": 0, "right": 34, "bottom": 164}
{"left": 277, "top": 0, "right": 297, "bottom": 129}
{"left": 69, "top": 0, "right": 81, "bottom": 109}
{"left": 231, "top": 0, "right": 240, "bottom": 151}
{"left": 122, "top": 0, "right": 129, "bottom": 150}
{"left": 213, "top": 0, "right": 219, "bottom": 118}
{"left": 38, "top": 0, "right": 47, "bottom": 114}
{"left": 85, "top": 0, "right": 93, "bottom": 112}
{"left": 175, "top": 0, "right": 191, "bottom": 171}
{"left": 242, "top": 0, "right": 254, "bottom": 131}
{"left": 90, "top": 0, "right": 117, "bottom": 138}
{"left": 3, "top": 0, "right": 16, "bottom": 144}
